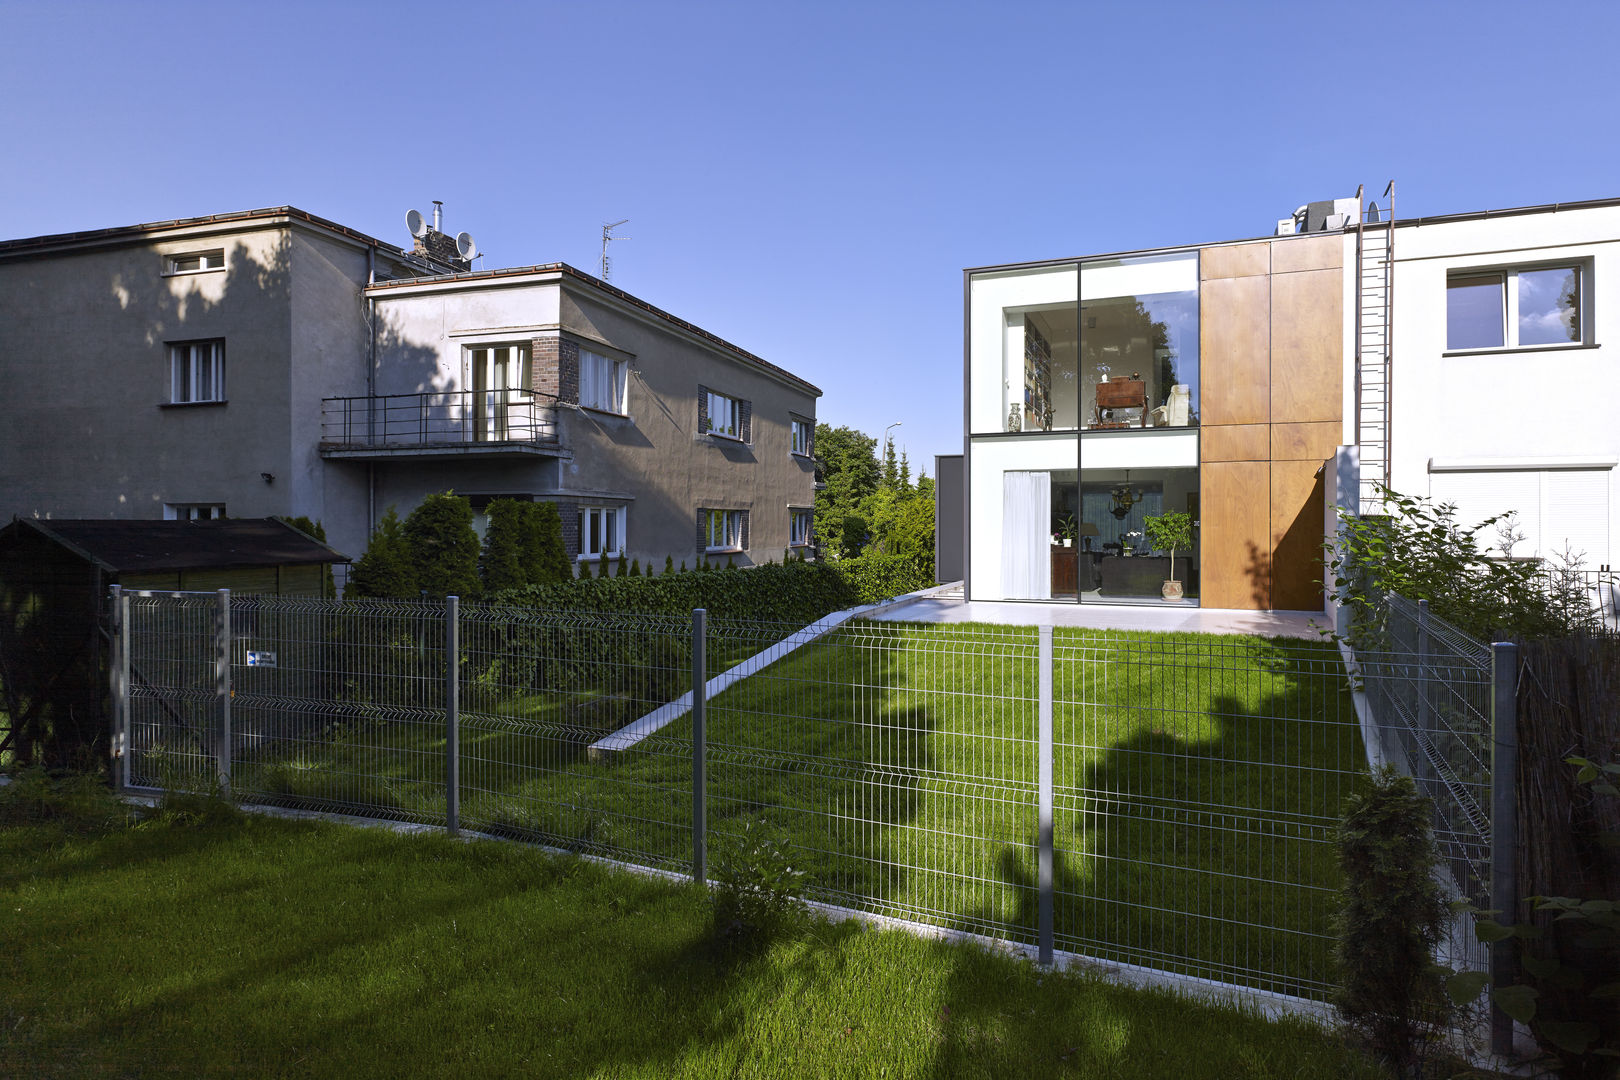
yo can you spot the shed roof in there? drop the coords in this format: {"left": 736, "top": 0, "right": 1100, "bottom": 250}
{"left": 5, "top": 518, "right": 347, "bottom": 574}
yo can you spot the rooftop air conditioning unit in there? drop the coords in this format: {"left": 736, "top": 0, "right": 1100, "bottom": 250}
{"left": 1275, "top": 217, "right": 1298, "bottom": 236}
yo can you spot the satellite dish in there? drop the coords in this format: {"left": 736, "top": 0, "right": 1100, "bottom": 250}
{"left": 455, "top": 231, "right": 478, "bottom": 260}
{"left": 406, "top": 209, "right": 428, "bottom": 238}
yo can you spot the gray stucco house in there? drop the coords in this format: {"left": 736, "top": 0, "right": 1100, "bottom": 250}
{"left": 0, "top": 207, "right": 821, "bottom": 575}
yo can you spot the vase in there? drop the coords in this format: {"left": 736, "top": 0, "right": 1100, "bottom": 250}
{"left": 1161, "top": 580, "right": 1184, "bottom": 600}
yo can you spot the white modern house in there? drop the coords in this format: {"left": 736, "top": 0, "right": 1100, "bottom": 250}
{"left": 959, "top": 192, "right": 1619, "bottom": 611}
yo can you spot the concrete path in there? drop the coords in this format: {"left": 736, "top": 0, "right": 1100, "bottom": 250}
{"left": 866, "top": 588, "right": 1328, "bottom": 639}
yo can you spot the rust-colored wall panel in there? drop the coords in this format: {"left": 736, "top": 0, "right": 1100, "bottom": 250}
{"left": 1270, "top": 234, "right": 1342, "bottom": 275}
{"left": 1201, "top": 242, "right": 1269, "bottom": 280}
{"left": 1201, "top": 275, "right": 1270, "bottom": 426}
{"left": 1271, "top": 459, "right": 1326, "bottom": 611}
{"left": 1270, "top": 268, "right": 1342, "bottom": 424}
{"left": 1272, "top": 421, "right": 1342, "bottom": 461}
{"left": 1201, "top": 460, "right": 1271, "bottom": 610}
{"left": 1202, "top": 424, "right": 1270, "bottom": 461}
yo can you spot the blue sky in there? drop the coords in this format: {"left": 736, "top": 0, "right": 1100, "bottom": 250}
{"left": 5, "top": 0, "right": 1617, "bottom": 471}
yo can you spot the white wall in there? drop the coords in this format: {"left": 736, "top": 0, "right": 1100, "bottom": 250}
{"left": 967, "top": 434, "right": 1076, "bottom": 600}
{"left": 1387, "top": 204, "right": 1620, "bottom": 568}
{"left": 967, "top": 265, "right": 1076, "bottom": 434}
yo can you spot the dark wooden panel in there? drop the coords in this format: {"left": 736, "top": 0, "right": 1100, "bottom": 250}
{"left": 1200, "top": 460, "right": 1271, "bottom": 610}
{"left": 1270, "top": 268, "right": 1342, "bottom": 425}
{"left": 1271, "top": 234, "right": 1342, "bottom": 274}
{"left": 1272, "top": 421, "right": 1343, "bottom": 461}
{"left": 1271, "top": 459, "right": 1326, "bottom": 611}
{"left": 1201, "top": 242, "right": 1269, "bottom": 280}
{"left": 1201, "top": 424, "right": 1270, "bottom": 461}
{"left": 1201, "top": 275, "right": 1271, "bottom": 426}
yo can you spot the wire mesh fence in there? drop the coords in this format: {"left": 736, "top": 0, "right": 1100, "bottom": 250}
{"left": 114, "top": 589, "right": 1497, "bottom": 1009}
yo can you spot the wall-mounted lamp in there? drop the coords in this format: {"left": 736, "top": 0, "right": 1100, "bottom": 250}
{"left": 261, "top": 472, "right": 275, "bottom": 484}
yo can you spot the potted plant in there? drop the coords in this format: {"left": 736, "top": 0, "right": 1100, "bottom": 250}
{"left": 1057, "top": 514, "right": 1077, "bottom": 547}
{"left": 1143, "top": 510, "right": 1194, "bottom": 600}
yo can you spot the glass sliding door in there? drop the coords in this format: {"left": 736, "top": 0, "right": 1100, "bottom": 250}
{"left": 1078, "top": 466, "right": 1199, "bottom": 605}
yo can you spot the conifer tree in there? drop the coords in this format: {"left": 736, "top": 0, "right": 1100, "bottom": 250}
{"left": 402, "top": 493, "right": 481, "bottom": 598}
{"left": 347, "top": 508, "right": 416, "bottom": 598}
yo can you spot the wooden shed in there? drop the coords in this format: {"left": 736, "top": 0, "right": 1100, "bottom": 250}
{"left": 0, "top": 517, "right": 346, "bottom": 770}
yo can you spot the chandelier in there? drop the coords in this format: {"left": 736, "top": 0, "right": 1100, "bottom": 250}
{"left": 1109, "top": 472, "right": 1143, "bottom": 519}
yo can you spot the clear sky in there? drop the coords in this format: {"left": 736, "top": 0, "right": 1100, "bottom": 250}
{"left": 5, "top": 0, "right": 1617, "bottom": 471}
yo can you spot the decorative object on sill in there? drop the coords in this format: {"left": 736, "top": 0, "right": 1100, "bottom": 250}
{"left": 1143, "top": 509, "right": 1194, "bottom": 601}
{"left": 1007, "top": 402, "right": 1022, "bottom": 432}
{"left": 1110, "top": 472, "right": 1143, "bottom": 519}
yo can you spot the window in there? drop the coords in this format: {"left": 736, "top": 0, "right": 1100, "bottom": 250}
{"left": 706, "top": 391, "right": 739, "bottom": 437}
{"left": 705, "top": 509, "right": 744, "bottom": 551}
{"left": 164, "top": 503, "right": 225, "bottom": 520}
{"left": 579, "top": 506, "right": 626, "bottom": 559}
{"left": 165, "top": 249, "right": 224, "bottom": 275}
{"left": 579, "top": 348, "right": 628, "bottom": 413}
{"left": 790, "top": 509, "right": 812, "bottom": 546}
{"left": 791, "top": 418, "right": 812, "bottom": 457}
{"left": 1447, "top": 265, "right": 1584, "bottom": 350}
{"left": 168, "top": 340, "right": 225, "bottom": 403}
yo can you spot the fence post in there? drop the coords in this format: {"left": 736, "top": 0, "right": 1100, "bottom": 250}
{"left": 692, "top": 607, "right": 708, "bottom": 887}
{"left": 215, "top": 588, "right": 231, "bottom": 794}
{"left": 1038, "top": 624, "right": 1054, "bottom": 967}
{"left": 118, "top": 588, "right": 131, "bottom": 792}
{"left": 446, "top": 595, "right": 460, "bottom": 837}
{"left": 1416, "top": 599, "right": 1434, "bottom": 738}
{"left": 107, "top": 586, "right": 125, "bottom": 793}
{"left": 1489, "top": 640, "right": 1519, "bottom": 1057}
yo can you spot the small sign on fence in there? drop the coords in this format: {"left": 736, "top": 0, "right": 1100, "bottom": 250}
{"left": 245, "top": 650, "right": 277, "bottom": 668}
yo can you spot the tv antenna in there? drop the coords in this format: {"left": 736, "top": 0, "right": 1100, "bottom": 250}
{"left": 600, "top": 219, "right": 629, "bottom": 282}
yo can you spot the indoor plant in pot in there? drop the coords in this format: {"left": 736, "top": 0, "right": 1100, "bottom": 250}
{"left": 1143, "top": 510, "right": 1193, "bottom": 600}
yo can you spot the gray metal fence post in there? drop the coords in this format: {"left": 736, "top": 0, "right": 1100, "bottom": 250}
{"left": 107, "top": 585, "right": 125, "bottom": 793}
{"left": 215, "top": 589, "right": 231, "bottom": 793}
{"left": 1490, "top": 640, "right": 1519, "bottom": 1057}
{"left": 1038, "top": 624, "right": 1054, "bottom": 967}
{"left": 692, "top": 607, "right": 708, "bottom": 887}
{"left": 446, "top": 595, "right": 460, "bottom": 837}
{"left": 118, "top": 588, "right": 131, "bottom": 792}
{"left": 1416, "top": 599, "right": 1434, "bottom": 737}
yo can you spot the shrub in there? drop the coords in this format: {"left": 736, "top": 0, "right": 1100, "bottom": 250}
{"left": 709, "top": 819, "right": 808, "bottom": 954}
{"left": 401, "top": 493, "right": 481, "bottom": 599}
{"left": 479, "top": 499, "right": 531, "bottom": 593}
{"left": 1335, "top": 766, "right": 1454, "bottom": 1074}
{"left": 830, "top": 551, "right": 934, "bottom": 605}
{"left": 346, "top": 508, "right": 416, "bottom": 599}
{"left": 0, "top": 767, "right": 128, "bottom": 832}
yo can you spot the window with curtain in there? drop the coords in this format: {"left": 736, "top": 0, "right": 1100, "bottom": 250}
{"left": 579, "top": 348, "right": 627, "bottom": 413}
{"left": 1001, "top": 471, "right": 1051, "bottom": 599}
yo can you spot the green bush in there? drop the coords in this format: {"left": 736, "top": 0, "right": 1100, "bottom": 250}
{"left": 1335, "top": 766, "right": 1454, "bottom": 1074}
{"left": 480, "top": 500, "right": 572, "bottom": 593}
{"left": 709, "top": 819, "right": 809, "bottom": 955}
{"left": 403, "top": 493, "right": 481, "bottom": 599}
{"left": 830, "top": 551, "right": 934, "bottom": 605}
{"left": 0, "top": 767, "right": 128, "bottom": 832}
{"left": 347, "top": 508, "right": 416, "bottom": 599}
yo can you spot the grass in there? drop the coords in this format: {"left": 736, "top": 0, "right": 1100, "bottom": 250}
{"left": 137, "top": 621, "right": 1367, "bottom": 999}
{"left": 0, "top": 800, "right": 1390, "bottom": 1079}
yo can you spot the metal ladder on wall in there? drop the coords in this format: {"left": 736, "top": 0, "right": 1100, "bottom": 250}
{"left": 1355, "top": 181, "right": 1395, "bottom": 509}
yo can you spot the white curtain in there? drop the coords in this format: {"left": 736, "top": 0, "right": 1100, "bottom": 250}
{"left": 1001, "top": 471, "right": 1051, "bottom": 600}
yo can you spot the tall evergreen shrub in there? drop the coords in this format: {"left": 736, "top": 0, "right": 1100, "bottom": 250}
{"left": 347, "top": 508, "right": 416, "bottom": 599}
{"left": 402, "top": 492, "right": 481, "bottom": 598}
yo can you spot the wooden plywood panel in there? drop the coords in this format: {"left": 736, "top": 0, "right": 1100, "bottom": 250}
{"left": 1201, "top": 275, "right": 1270, "bottom": 427}
{"left": 1201, "top": 242, "right": 1270, "bottom": 280}
{"left": 1270, "top": 234, "right": 1342, "bottom": 275}
{"left": 1272, "top": 459, "right": 1326, "bottom": 611}
{"left": 1201, "top": 424, "right": 1270, "bottom": 461}
{"left": 1270, "top": 268, "right": 1342, "bottom": 425}
{"left": 1272, "top": 421, "right": 1342, "bottom": 461}
{"left": 1201, "top": 460, "right": 1271, "bottom": 610}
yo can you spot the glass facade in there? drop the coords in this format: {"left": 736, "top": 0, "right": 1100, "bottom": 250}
{"left": 969, "top": 250, "right": 1201, "bottom": 605}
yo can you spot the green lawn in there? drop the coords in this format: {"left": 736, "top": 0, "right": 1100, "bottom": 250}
{"left": 0, "top": 803, "right": 1388, "bottom": 1080}
{"left": 138, "top": 622, "right": 1366, "bottom": 999}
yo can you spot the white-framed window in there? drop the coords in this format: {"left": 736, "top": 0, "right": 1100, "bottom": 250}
{"left": 790, "top": 508, "right": 812, "bottom": 546}
{"left": 578, "top": 505, "right": 626, "bottom": 560}
{"left": 164, "top": 503, "right": 225, "bottom": 520}
{"left": 705, "top": 509, "right": 744, "bottom": 551}
{"left": 1447, "top": 264, "right": 1585, "bottom": 350}
{"left": 168, "top": 340, "right": 225, "bottom": 403}
{"left": 791, "top": 418, "right": 812, "bottom": 457}
{"left": 706, "top": 390, "right": 740, "bottom": 438}
{"left": 579, "top": 348, "right": 628, "bottom": 414}
{"left": 164, "top": 249, "right": 224, "bottom": 275}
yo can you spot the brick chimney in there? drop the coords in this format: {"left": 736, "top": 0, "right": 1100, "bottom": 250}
{"left": 414, "top": 229, "right": 470, "bottom": 272}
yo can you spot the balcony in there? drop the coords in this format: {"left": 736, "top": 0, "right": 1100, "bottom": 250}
{"left": 320, "top": 391, "right": 565, "bottom": 460}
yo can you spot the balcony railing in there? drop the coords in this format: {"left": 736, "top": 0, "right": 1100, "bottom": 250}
{"left": 321, "top": 391, "right": 561, "bottom": 453}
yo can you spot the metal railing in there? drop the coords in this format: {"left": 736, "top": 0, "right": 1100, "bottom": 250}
{"left": 320, "top": 391, "right": 560, "bottom": 450}
{"left": 110, "top": 590, "right": 1493, "bottom": 1015}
